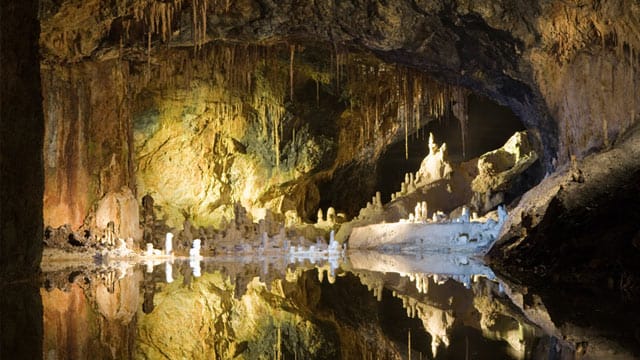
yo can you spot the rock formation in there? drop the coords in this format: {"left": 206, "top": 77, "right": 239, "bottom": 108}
{"left": 336, "top": 132, "right": 538, "bottom": 243}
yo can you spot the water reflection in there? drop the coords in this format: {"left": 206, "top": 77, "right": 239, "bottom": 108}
{"left": 40, "top": 253, "right": 566, "bottom": 359}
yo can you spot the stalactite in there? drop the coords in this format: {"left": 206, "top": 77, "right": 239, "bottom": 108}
{"left": 274, "top": 110, "right": 280, "bottom": 170}
{"left": 289, "top": 44, "right": 295, "bottom": 101}
{"left": 135, "top": 0, "right": 183, "bottom": 45}
{"left": 633, "top": 47, "right": 637, "bottom": 129}
{"left": 335, "top": 47, "right": 341, "bottom": 93}
{"left": 413, "top": 76, "right": 421, "bottom": 140}
{"left": 191, "top": 0, "right": 199, "bottom": 53}
{"left": 374, "top": 87, "right": 379, "bottom": 136}
{"left": 146, "top": 31, "right": 151, "bottom": 81}
{"left": 316, "top": 78, "right": 320, "bottom": 108}
{"left": 452, "top": 87, "right": 469, "bottom": 159}
{"left": 403, "top": 71, "right": 409, "bottom": 160}
{"left": 201, "top": 0, "right": 208, "bottom": 49}
{"left": 408, "top": 329, "right": 412, "bottom": 360}
{"left": 599, "top": 32, "right": 607, "bottom": 151}
{"left": 365, "top": 104, "right": 370, "bottom": 140}
{"left": 334, "top": 45, "right": 347, "bottom": 94}
{"left": 329, "top": 48, "right": 334, "bottom": 92}
{"left": 191, "top": 0, "right": 208, "bottom": 51}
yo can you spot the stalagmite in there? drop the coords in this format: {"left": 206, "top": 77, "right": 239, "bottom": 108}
{"left": 165, "top": 232, "right": 173, "bottom": 255}
{"left": 145, "top": 243, "right": 154, "bottom": 257}
{"left": 327, "top": 207, "right": 336, "bottom": 223}
{"left": 165, "top": 261, "right": 174, "bottom": 283}
{"left": 189, "top": 239, "right": 202, "bottom": 258}
{"left": 421, "top": 201, "right": 428, "bottom": 221}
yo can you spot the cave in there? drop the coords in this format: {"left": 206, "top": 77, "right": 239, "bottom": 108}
{"left": 2, "top": 0, "right": 640, "bottom": 358}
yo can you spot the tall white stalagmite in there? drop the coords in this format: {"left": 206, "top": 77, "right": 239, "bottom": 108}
{"left": 165, "top": 232, "right": 173, "bottom": 255}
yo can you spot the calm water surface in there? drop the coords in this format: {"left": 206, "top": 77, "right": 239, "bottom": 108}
{"left": 38, "top": 252, "right": 595, "bottom": 359}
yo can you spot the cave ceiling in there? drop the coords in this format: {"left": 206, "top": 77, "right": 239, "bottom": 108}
{"left": 40, "top": 0, "right": 640, "bottom": 161}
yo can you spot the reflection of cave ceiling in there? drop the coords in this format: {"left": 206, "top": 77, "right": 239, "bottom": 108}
{"left": 40, "top": 262, "right": 554, "bottom": 359}
{"left": 38, "top": 0, "right": 640, "bottom": 230}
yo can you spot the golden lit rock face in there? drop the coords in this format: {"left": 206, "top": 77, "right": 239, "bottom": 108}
{"left": 42, "top": 60, "right": 135, "bottom": 230}
{"left": 41, "top": 37, "right": 464, "bottom": 230}
{"left": 131, "top": 45, "right": 329, "bottom": 228}
{"left": 130, "top": 44, "right": 459, "bottom": 227}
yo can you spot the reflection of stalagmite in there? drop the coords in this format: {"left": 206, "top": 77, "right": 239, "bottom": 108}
{"left": 165, "top": 261, "right": 174, "bottom": 283}
{"left": 372, "top": 286, "right": 382, "bottom": 302}
{"left": 190, "top": 257, "right": 201, "bottom": 277}
{"left": 414, "top": 273, "right": 430, "bottom": 294}
{"left": 145, "top": 243, "right": 155, "bottom": 257}
{"left": 327, "top": 271, "right": 336, "bottom": 285}
{"left": 165, "top": 232, "right": 173, "bottom": 255}
{"left": 104, "top": 221, "right": 116, "bottom": 246}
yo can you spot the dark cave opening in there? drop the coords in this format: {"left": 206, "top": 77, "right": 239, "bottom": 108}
{"left": 374, "top": 93, "right": 526, "bottom": 205}
{"left": 315, "top": 92, "right": 526, "bottom": 218}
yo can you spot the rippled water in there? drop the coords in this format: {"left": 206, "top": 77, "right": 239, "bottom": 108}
{"left": 37, "top": 252, "right": 583, "bottom": 359}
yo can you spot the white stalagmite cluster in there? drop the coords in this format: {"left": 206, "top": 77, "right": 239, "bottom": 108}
{"left": 353, "top": 191, "right": 384, "bottom": 221}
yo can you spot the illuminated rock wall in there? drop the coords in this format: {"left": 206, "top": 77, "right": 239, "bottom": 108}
{"left": 41, "top": 42, "right": 463, "bottom": 231}
{"left": 38, "top": 0, "right": 640, "bottom": 249}
{"left": 42, "top": 61, "right": 136, "bottom": 232}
